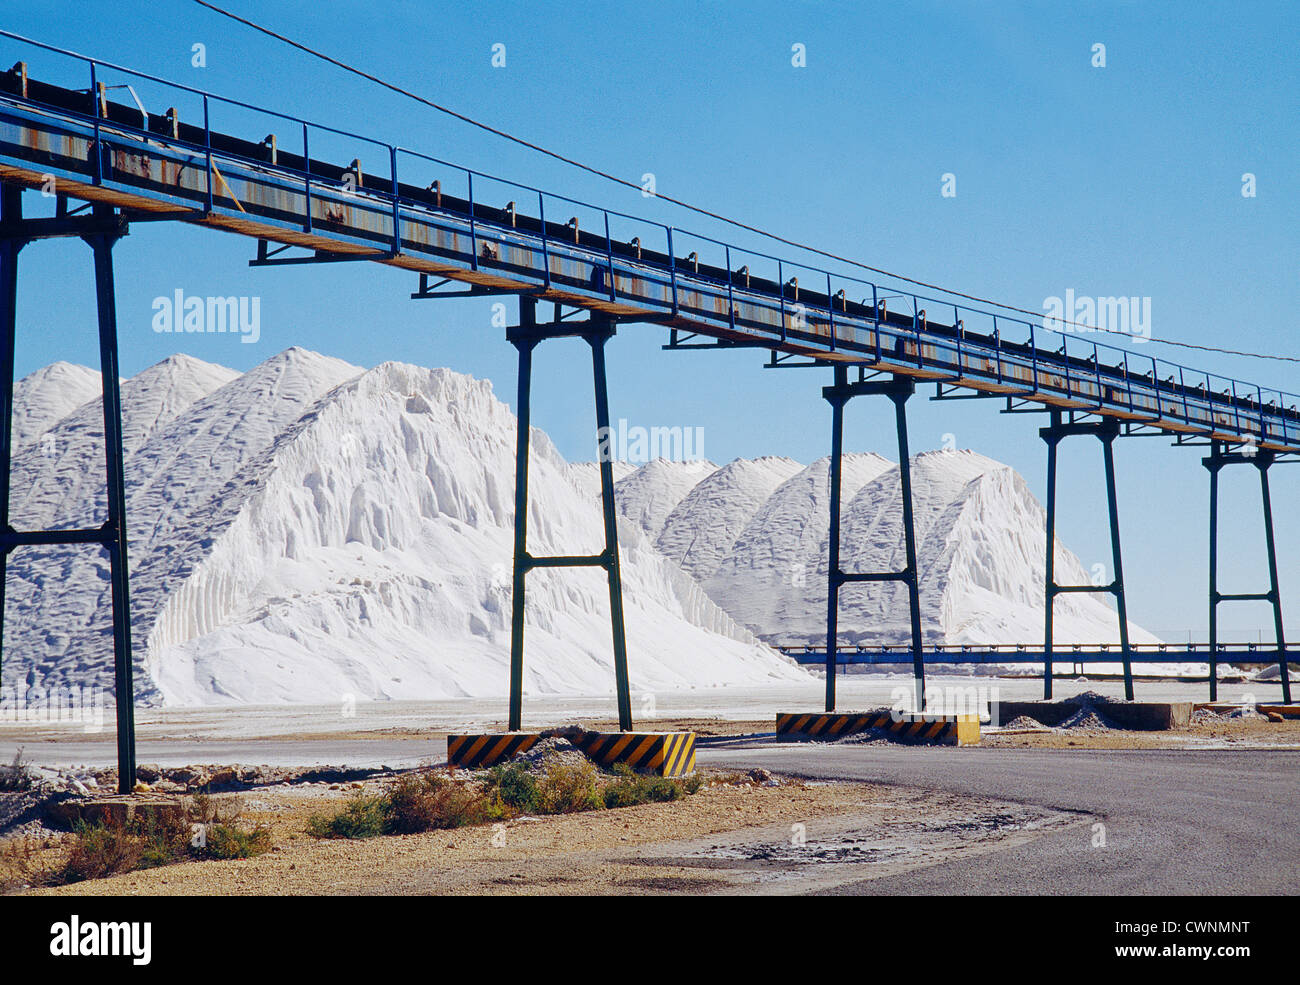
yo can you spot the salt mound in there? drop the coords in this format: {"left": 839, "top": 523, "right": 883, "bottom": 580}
{"left": 4, "top": 350, "right": 805, "bottom": 706}
{"left": 690, "top": 450, "right": 1165, "bottom": 667}
{"left": 1055, "top": 692, "right": 1119, "bottom": 731}
{"left": 506, "top": 736, "right": 588, "bottom": 772}
{"left": 1002, "top": 715, "right": 1049, "bottom": 730}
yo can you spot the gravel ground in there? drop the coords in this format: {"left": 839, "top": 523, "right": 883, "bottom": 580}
{"left": 3, "top": 768, "right": 1083, "bottom": 896}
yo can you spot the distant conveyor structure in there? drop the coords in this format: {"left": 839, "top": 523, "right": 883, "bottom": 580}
{"left": 0, "top": 33, "right": 1292, "bottom": 792}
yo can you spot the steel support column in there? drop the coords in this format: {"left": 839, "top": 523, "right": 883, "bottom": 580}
{"left": 824, "top": 367, "right": 847, "bottom": 712}
{"left": 0, "top": 186, "right": 21, "bottom": 684}
{"left": 1040, "top": 412, "right": 1134, "bottom": 700}
{"left": 506, "top": 299, "right": 633, "bottom": 731}
{"left": 1204, "top": 442, "right": 1291, "bottom": 703}
{"left": 1260, "top": 459, "right": 1290, "bottom": 704}
{"left": 1042, "top": 424, "right": 1057, "bottom": 698}
{"left": 0, "top": 195, "right": 136, "bottom": 793}
{"left": 589, "top": 327, "right": 634, "bottom": 731}
{"left": 85, "top": 205, "right": 136, "bottom": 792}
{"left": 507, "top": 308, "right": 535, "bottom": 734}
{"left": 823, "top": 371, "right": 924, "bottom": 712}
{"left": 894, "top": 383, "right": 926, "bottom": 716}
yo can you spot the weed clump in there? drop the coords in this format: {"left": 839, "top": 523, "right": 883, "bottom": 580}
{"left": 60, "top": 821, "right": 158, "bottom": 883}
{"left": 308, "top": 776, "right": 496, "bottom": 839}
{"left": 306, "top": 794, "right": 388, "bottom": 839}
{"left": 49, "top": 795, "right": 269, "bottom": 884}
{"left": 203, "top": 823, "right": 273, "bottom": 860}
{"left": 483, "top": 762, "right": 540, "bottom": 814}
{"left": 602, "top": 764, "right": 701, "bottom": 808}
{"left": 536, "top": 761, "right": 603, "bottom": 814}
{"left": 306, "top": 757, "right": 707, "bottom": 841}
{"left": 383, "top": 774, "right": 493, "bottom": 833}
{"left": 0, "top": 748, "right": 32, "bottom": 791}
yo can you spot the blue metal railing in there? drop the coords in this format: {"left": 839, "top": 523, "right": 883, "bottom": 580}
{"left": 777, "top": 642, "right": 1293, "bottom": 665}
{"left": 1, "top": 28, "right": 1297, "bottom": 451}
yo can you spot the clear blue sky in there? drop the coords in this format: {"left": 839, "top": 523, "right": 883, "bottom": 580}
{"left": 3, "top": 1, "right": 1297, "bottom": 639}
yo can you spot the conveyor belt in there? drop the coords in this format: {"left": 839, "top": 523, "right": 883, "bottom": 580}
{"left": 0, "top": 48, "right": 1295, "bottom": 453}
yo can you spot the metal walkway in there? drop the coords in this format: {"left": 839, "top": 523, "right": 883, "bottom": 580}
{"left": 0, "top": 45, "right": 1297, "bottom": 453}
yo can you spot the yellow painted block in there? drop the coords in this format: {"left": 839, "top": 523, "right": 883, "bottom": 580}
{"left": 955, "top": 714, "right": 982, "bottom": 746}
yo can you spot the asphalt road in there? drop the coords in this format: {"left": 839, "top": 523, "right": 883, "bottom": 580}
{"left": 700, "top": 743, "right": 1300, "bottom": 895}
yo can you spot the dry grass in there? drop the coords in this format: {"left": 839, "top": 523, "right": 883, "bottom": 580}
{"left": 2, "top": 793, "right": 272, "bottom": 888}
{"left": 383, "top": 774, "right": 495, "bottom": 833}
{"left": 535, "top": 761, "right": 604, "bottom": 814}
{"left": 0, "top": 749, "right": 32, "bottom": 792}
{"left": 306, "top": 759, "right": 704, "bottom": 841}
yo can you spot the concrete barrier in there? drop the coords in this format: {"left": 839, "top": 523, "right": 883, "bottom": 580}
{"left": 46, "top": 797, "right": 186, "bottom": 829}
{"left": 446, "top": 732, "right": 540, "bottom": 769}
{"left": 994, "top": 699, "right": 1192, "bottom": 730}
{"left": 568, "top": 731, "right": 696, "bottom": 777}
{"left": 776, "top": 711, "right": 980, "bottom": 746}
{"left": 447, "top": 730, "right": 696, "bottom": 775}
{"left": 1195, "top": 702, "right": 1300, "bottom": 720}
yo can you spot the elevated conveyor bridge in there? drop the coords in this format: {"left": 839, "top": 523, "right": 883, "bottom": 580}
{"left": 0, "top": 33, "right": 1292, "bottom": 790}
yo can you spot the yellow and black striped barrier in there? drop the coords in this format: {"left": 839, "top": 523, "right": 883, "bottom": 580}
{"left": 569, "top": 731, "right": 696, "bottom": 777}
{"left": 776, "top": 711, "right": 980, "bottom": 746}
{"left": 447, "top": 732, "right": 540, "bottom": 769}
{"left": 446, "top": 730, "right": 697, "bottom": 774}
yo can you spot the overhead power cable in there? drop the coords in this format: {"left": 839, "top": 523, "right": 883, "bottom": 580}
{"left": 193, "top": 0, "right": 1300, "bottom": 367}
